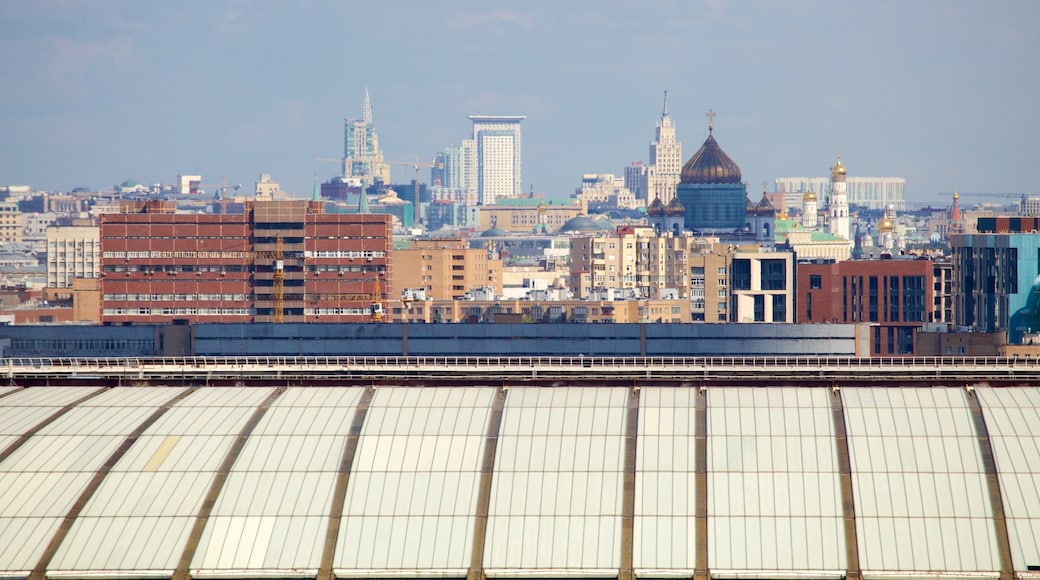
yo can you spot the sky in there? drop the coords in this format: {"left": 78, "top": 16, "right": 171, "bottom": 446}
{"left": 1, "top": 0, "right": 1038, "bottom": 206}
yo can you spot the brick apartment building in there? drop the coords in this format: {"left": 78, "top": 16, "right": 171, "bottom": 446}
{"left": 797, "top": 258, "right": 937, "bottom": 355}
{"left": 100, "top": 200, "right": 391, "bottom": 324}
{"left": 391, "top": 238, "right": 503, "bottom": 300}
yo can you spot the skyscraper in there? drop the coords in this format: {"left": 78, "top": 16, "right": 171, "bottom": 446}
{"left": 469, "top": 116, "right": 525, "bottom": 205}
{"left": 645, "top": 91, "right": 682, "bottom": 205}
{"left": 343, "top": 88, "right": 390, "bottom": 189}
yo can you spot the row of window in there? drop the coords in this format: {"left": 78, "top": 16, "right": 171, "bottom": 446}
{"left": 103, "top": 294, "right": 249, "bottom": 301}
{"left": 102, "top": 308, "right": 250, "bottom": 316}
{"left": 103, "top": 251, "right": 251, "bottom": 259}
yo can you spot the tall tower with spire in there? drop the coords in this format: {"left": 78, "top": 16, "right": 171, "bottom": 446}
{"left": 828, "top": 154, "right": 851, "bottom": 243}
{"left": 343, "top": 88, "right": 390, "bottom": 189}
{"left": 646, "top": 90, "right": 683, "bottom": 205}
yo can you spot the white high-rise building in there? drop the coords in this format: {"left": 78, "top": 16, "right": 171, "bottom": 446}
{"left": 644, "top": 91, "right": 682, "bottom": 205}
{"left": 469, "top": 116, "right": 524, "bottom": 205}
{"left": 828, "top": 155, "right": 851, "bottom": 243}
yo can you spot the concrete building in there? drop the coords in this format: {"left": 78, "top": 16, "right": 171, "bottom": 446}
{"left": 391, "top": 238, "right": 502, "bottom": 301}
{"left": 45, "top": 225, "right": 100, "bottom": 289}
{"left": 797, "top": 258, "right": 938, "bottom": 354}
{"left": 775, "top": 176, "right": 906, "bottom": 210}
{"left": 469, "top": 115, "right": 525, "bottom": 204}
{"left": 99, "top": 200, "right": 392, "bottom": 324}
{"left": 952, "top": 217, "right": 1040, "bottom": 342}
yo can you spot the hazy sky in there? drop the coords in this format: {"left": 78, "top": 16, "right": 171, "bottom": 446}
{"left": 1, "top": 1, "right": 1037, "bottom": 205}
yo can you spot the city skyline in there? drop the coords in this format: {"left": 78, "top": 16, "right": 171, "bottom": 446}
{"left": 0, "top": 1, "right": 1037, "bottom": 203}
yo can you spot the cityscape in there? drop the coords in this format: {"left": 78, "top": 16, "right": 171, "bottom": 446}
{"left": 2, "top": 2, "right": 1040, "bottom": 580}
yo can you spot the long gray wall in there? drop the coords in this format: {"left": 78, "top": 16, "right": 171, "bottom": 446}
{"left": 0, "top": 322, "right": 867, "bottom": 358}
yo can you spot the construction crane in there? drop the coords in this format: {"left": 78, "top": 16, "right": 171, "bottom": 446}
{"left": 389, "top": 156, "right": 440, "bottom": 228}
{"left": 273, "top": 235, "right": 284, "bottom": 323}
{"left": 307, "top": 275, "right": 386, "bottom": 321}
{"left": 193, "top": 177, "right": 242, "bottom": 214}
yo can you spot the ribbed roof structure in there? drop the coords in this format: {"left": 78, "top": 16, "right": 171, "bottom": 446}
{"left": 680, "top": 130, "right": 743, "bottom": 184}
{"left": 1, "top": 376, "right": 1038, "bottom": 579}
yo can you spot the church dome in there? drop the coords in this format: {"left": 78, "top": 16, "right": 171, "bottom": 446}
{"left": 481, "top": 227, "right": 508, "bottom": 237}
{"left": 680, "top": 131, "right": 743, "bottom": 184}
{"left": 664, "top": 197, "right": 686, "bottom": 217}
{"left": 755, "top": 195, "right": 775, "bottom": 216}
{"left": 646, "top": 198, "right": 665, "bottom": 217}
{"left": 746, "top": 196, "right": 755, "bottom": 213}
{"left": 559, "top": 216, "right": 604, "bottom": 233}
{"left": 831, "top": 155, "right": 847, "bottom": 177}
{"left": 803, "top": 190, "right": 817, "bottom": 202}
{"left": 877, "top": 215, "right": 893, "bottom": 233}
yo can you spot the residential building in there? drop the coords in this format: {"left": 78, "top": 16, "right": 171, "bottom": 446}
{"left": 46, "top": 225, "right": 100, "bottom": 289}
{"left": 797, "top": 258, "right": 937, "bottom": 354}
{"left": 0, "top": 202, "right": 23, "bottom": 243}
{"left": 99, "top": 200, "right": 392, "bottom": 324}
{"left": 469, "top": 116, "right": 525, "bottom": 204}
{"left": 391, "top": 238, "right": 502, "bottom": 301}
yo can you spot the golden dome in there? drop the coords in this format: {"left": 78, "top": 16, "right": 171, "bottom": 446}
{"left": 831, "top": 155, "right": 847, "bottom": 177}
{"left": 681, "top": 132, "right": 742, "bottom": 184}
{"left": 877, "top": 215, "right": 893, "bottom": 233}
{"left": 646, "top": 197, "right": 665, "bottom": 217}
{"left": 953, "top": 191, "right": 960, "bottom": 201}
{"left": 664, "top": 196, "right": 686, "bottom": 217}
{"left": 803, "top": 190, "right": 817, "bottom": 202}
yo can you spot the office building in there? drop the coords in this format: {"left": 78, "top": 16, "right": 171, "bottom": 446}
{"left": 952, "top": 217, "right": 1040, "bottom": 342}
{"left": 798, "top": 258, "right": 937, "bottom": 354}
{"left": 99, "top": 200, "right": 392, "bottom": 324}
{"left": 469, "top": 115, "right": 524, "bottom": 204}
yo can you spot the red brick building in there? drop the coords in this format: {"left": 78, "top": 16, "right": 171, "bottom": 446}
{"left": 797, "top": 258, "right": 936, "bottom": 355}
{"left": 100, "top": 200, "right": 391, "bottom": 324}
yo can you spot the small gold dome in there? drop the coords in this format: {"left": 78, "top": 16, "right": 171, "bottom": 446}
{"left": 953, "top": 191, "right": 960, "bottom": 201}
{"left": 831, "top": 154, "right": 846, "bottom": 177}
{"left": 803, "top": 190, "right": 817, "bottom": 202}
{"left": 878, "top": 215, "right": 893, "bottom": 233}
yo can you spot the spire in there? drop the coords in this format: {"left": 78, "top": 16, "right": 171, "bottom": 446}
{"left": 358, "top": 189, "right": 369, "bottom": 214}
{"left": 363, "top": 87, "right": 372, "bottom": 124}
{"left": 312, "top": 174, "right": 320, "bottom": 202}
{"left": 662, "top": 90, "right": 669, "bottom": 117}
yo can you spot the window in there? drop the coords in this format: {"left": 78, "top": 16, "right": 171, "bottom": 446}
{"left": 760, "top": 259, "right": 786, "bottom": 290}
{"left": 732, "top": 259, "right": 751, "bottom": 291}
{"left": 809, "top": 274, "right": 822, "bottom": 290}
